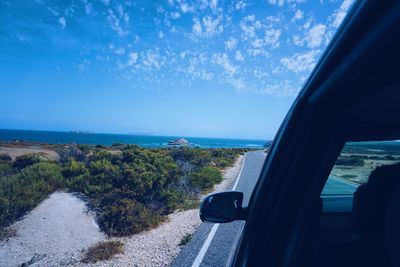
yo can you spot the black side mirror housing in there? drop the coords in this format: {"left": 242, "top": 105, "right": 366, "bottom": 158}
{"left": 200, "top": 191, "right": 246, "bottom": 223}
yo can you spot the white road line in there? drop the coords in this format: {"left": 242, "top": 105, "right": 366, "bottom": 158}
{"left": 191, "top": 153, "right": 247, "bottom": 267}
{"left": 232, "top": 154, "right": 247, "bottom": 190}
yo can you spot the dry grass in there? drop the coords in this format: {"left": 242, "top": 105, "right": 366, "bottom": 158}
{"left": 0, "top": 227, "right": 17, "bottom": 241}
{"left": 179, "top": 233, "right": 192, "bottom": 246}
{"left": 81, "top": 240, "right": 124, "bottom": 263}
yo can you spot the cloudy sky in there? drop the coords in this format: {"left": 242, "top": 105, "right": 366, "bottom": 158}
{"left": 0, "top": 0, "right": 352, "bottom": 139}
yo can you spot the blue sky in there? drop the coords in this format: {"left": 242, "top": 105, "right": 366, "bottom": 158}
{"left": 0, "top": 0, "right": 352, "bottom": 140}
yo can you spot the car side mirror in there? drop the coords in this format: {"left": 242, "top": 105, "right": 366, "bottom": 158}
{"left": 200, "top": 191, "right": 246, "bottom": 223}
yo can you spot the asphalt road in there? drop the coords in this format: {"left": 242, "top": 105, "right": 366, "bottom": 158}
{"left": 172, "top": 150, "right": 360, "bottom": 267}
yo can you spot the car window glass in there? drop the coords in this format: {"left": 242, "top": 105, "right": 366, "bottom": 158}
{"left": 322, "top": 141, "right": 400, "bottom": 196}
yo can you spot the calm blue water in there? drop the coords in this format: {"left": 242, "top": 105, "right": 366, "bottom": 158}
{"left": 0, "top": 129, "right": 267, "bottom": 149}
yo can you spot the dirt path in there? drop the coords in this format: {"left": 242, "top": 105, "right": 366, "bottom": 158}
{"left": 0, "top": 192, "right": 105, "bottom": 267}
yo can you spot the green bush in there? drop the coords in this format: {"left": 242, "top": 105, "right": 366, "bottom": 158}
{"left": 0, "top": 154, "right": 12, "bottom": 162}
{"left": 98, "top": 196, "right": 163, "bottom": 236}
{"left": 13, "top": 154, "right": 47, "bottom": 169}
{"left": 62, "top": 157, "right": 87, "bottom": 178}
{"left": 0, "top": 162, "right": 63, "bottom": 227}
{"left": 188, "top": 166, "right": 222, "bottom": 191}
{"left": 214, "top": 157, "right": 234, "bottom": 168}
{"left": 0, "top": 163, "right": 13, "bottom": 176}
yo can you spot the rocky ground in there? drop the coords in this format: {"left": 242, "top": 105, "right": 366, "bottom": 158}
{"left": 0, "top": 155, "right": 244, "bottom": 267}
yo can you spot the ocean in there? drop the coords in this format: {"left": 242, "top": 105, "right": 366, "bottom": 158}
{"left": 0, "top": 129, "right": 268, "bottom": 149}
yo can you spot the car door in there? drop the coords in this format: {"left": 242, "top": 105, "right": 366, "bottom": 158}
{"left": 232, "top": 1, "right": 400, "bottom": 266}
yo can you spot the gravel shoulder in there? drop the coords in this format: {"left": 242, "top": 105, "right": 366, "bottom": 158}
{"left": 0, "top": 155, "right": 245, "bottom": 267}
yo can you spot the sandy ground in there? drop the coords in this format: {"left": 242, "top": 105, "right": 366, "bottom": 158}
{"left": 0, "top": 155, "right": 245, "bottom": 267}
{"left": 0, "top": 192, "right": 105, "bottom": 267}
{"left": 0, "top": 146, "right": 59, "bottom": 161}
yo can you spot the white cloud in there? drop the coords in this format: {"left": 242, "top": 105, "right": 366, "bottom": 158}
{"left": 265, "top": 28, "right": 281, "bottom": 48}
{"left": 280, "top": 50, "right": 320, "bottom": 73}
{"left": 235, "top": 0, "right": 247, "bottom": 10}
{"left": 292, "top": 35, "right": 304, "bottom": 46}
{"left": 254, "top": 68, "right": 268, "bottom": 78}
{"left": 257, "top": 81, "right": 299, "bottom": 97}
{"left": 235, "top": 50, "right": 245, "bottom": 61}
{"left": 240, "top": 15, "right": 261, "bottom": 38}
{"left": 225, "top": 37, "right": 237, "bottom": 50}
{"left": 267, "top": 0, "right": 284, "bottom": 6}
{"left": 109, "top": 44, "right": 125, "bottom": 55}
{"left": 203, "top": 16, "right": 224, "bottom": 37}
{"left": 141, "top": 50, "right": 164, "bottom": 70}
{"left": 192, "top": 16, "right": 223, "bottom": 38}
{"left": 58, "top": 16, "right": 66, "bottom": 28}
{"left": 305, "top": 24, "right": 326, "bottom": 48}
{"left": 159, "top": 31, "right": 164, "bottom": 38}
{"left": 107, "top": 9, "right": 128, "bottom": 37}
{"left": 212, "top": 53, "right": 238, "bottom": 76}
{"left": 292, "top": 10, "right": 303, "bottom": 21}
{"left": 76, "top": 59, "right": 91, "bottom": 71}
{"left": 85, "top": 4, "right": 93, "bottom": 15}
{"left": 228, "top": 78, "right": 246, "bottom": 91}
{"left": 170, "top": 11, "right": 181, "bottom": 19}
{"left": 331, "top": 0, "right": 353, "bottom": 28}
{"left": 192, "top": 18, "right": 202, "bottom": 35}
{"left": 180, "top": 2, "right": 194, "bottom": 13}
{"left": 267, "top": 0, "right": 306, "bottom": 6}
{"left": 266, "top": 16, "right": 280, "bottom": 23}
{"left": 127, "top": 52, "right": 138, "bottom": 66}
{"left": 210, "top": 0, "right": 219, "bottom": 11}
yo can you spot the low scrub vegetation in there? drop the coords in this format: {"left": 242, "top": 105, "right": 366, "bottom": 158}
{"left": 179, "top": 233, "right": 193, "bottom": 246}
{"left": 0, "top": 145, "right": 249, "bottom": 236}
{"left": 335, "top": 155, "right": 365, "bottom": 166}
{"left": 82, "top": 240, "right": 124, "bottom": 263}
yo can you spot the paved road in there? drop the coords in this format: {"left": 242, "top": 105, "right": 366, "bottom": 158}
{"left": 172, "top": 151, "right": 360, "bottom": 267}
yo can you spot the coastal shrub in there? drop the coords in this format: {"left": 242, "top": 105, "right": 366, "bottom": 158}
{"left": 169, "top": 147, "right": 211, "bottom": 171}
{"left": 82, "top": 240, "right": 124, "bottom": 263}
{"left": 214, "top": 157, "right": 234, "bottom": 168}
{"left": 336, "top": 156, "right": 364, "bottom": 166}
{"left": 0, "top": 143, "right": 243, "bottom": 238}
{"left": 0, "top": 162, "right": 63, "bottom": 227}
{"left": 62, "top": 157, "right": 87, "bottom": 178}
{"left": 188, "top": 166, "right": 222, "bottom": 191}
{"left": 98, "top": 196, "right": 164, "bottom": 236}
{"left": 0, "top": 154, "right": 12, "bottom": 162}
{"left": 0, "top": 163, "right": 13, "bottom": 176}
{"left": 58, "top": 146, "right": 87, "bottom": 163}
{"left": 13, "top": 154, "right": 47, "bottom": 169}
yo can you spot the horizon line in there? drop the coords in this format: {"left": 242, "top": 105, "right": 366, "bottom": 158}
{"left": 0, "top": 128, "right": 270, "bottom": 142}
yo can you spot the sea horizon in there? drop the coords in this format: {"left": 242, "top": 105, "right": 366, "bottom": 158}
{"left": 0, "top": 128, "right": 268, "bottom": 149}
